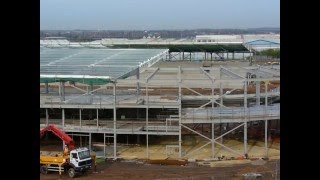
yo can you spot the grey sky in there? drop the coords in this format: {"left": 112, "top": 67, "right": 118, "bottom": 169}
{"left": 40, "top": 0, "right": 280, "bottom": 30}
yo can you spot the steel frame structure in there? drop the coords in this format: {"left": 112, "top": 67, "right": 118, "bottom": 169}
{"left": 40, "top": 65, "right": 280, "bottom": 159}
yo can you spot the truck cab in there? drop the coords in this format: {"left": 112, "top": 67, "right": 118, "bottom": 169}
{"left": 67, "top": 147, "right": 93, "bottom": 177}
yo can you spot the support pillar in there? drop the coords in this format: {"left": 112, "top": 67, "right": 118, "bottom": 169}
{"left": 113, "top": 83, "right": 117, "bottom": 159}
{"left": 79, "top": 109, "right": 82, "bottom": 128}
{"left": 89, "top": 133, "right": 92, "bottom": 151}
{"left": 45, "top": 82, "right": 49, "bottom": 94}
{"left": 146, "top": 84, "right": 149, "bottom": 159}
{"left": 45, "top": 108, "right": 49, "bottom": 126}
{"left": 212, "top": 123, "right": 214, "bottom": 159}
{"left": 243, "top": 52, "right": 245, "bottom": 60}
{"left": 190, "top": 52, "right": 192, "bottom": 61}
{"left": 211, "top": 53, "right": 213, "bottom": 62}
{"left": 256, "top": 81, "right": 261, "bottom": 106}
{"left": 244, "top": 81, "right": 248, "bottom": 157}
{"left": 136, "top": 67, "right": 140, "bottom": 97}
{"left": 227, "top": 53, "right": 229, "bottom": 60}
{"left": 137, "top": 135, "right": 140, "bottom": 144}
{"left": 104, "top": 133, "right": 106, "bottom": 157}
{"left": 59, "top": 81, "right": 65, "bottom": 101}
{"left": 182, "top": 51, "right": 184, "bottom": 60}
{"left": 265, "top": 81, "right": 268, "bottom": 158}
{"left": 62, "top": 109, "right": 65, "bottom": 130}
{"left": 178, "top": 66, "right": 182, "bottom": 158}
{"left": 96, "top": 109, "right": 99, "bottom": 128}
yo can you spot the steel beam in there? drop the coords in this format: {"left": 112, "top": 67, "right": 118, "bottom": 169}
{"left": 146, "top": 67, "right": 159, "bottom": 83}
{"left": 220, "top": 66, "right": 246, "bottom": 79}
{"left": 200, "top": 67, "right": 214, "bottom": 81}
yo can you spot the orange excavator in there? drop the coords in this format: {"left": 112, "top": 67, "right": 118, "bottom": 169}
{"left": 40, "top": 125, "right": 96, "bottom": 178}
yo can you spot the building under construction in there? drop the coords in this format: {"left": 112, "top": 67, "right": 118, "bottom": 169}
{"left": 40, "top": 39, "right": 280, "bottom": 160}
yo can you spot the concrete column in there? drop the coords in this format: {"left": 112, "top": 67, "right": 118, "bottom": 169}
{"left": 232, "top": 52, "right": 235, "bottom": 60}
{"left": 190, "top": 52, "right": 192, "bottom": 61}
{"left": 243, "top": 52, "right": 245, "bottom": 60}
{"left": 45, "top": 108, "right": 49, "bottom": 126}
{"left": 113, "top": 83, "right": 117, "bottom": 159}
{"left": 182, "top": 51, "right": 184, "bottom": 60}
{"left": 227, "top": 53, "right": 229, "bottom": 60}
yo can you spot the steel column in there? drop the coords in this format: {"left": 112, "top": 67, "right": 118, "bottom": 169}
{"left": 103, "top": 133, "right": 106, "bottom": 157}
{"left": 265, "top": 81, "right": 268, "bottom": 157}
{"left": 212, "top": 123, "right": 214, "bottom": 159}
{"left": 244, "top": 80, "right": 248, "bottom": 157}
{"left": 113, "top": 83, "right": 117, "bottom": 159}
{"left": 79, "top": 109, "right": 82, "bottom": 128}
{"left": 62, "top": 109, "right": 65, "bottom": 130}
{"left": 89, "top": 133, "right": 92, "bottom": 151}
{"left": 146, "top": 84, "right": 149, "bottom": 159}
{"left": 96, "top": 109, "right": 99, "bottom": 128}
{"left": 61, "top": 82, "right": 65, "bottom": 101}
{"left": 136, "top": 67, "right": 140, "bottom": 97}
{"left": 256, "top": 81, "right": 261, "bottom": 105}
{"left": 178, "top": 66, "right": 182, "bottom": 158}
{"left": 45, "top": 108, "right": 49, "bottom": 126}
{"left": 45, "top": 82, "right": 49, "bottom": 94}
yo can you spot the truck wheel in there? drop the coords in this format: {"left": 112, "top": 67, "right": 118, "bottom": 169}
{"left": 68, "top": 168, "right": 76, "bottom": 178}
{"left": 40, "top": 165, "right": 48, "bottom": 174}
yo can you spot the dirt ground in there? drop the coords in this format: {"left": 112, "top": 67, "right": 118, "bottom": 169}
{"left": 40, "top": 158, "right": 279, "bottom": 180}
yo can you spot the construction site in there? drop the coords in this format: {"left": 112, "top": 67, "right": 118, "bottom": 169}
{"left": 40, "top": 37, "right": 280, "bottom": 179}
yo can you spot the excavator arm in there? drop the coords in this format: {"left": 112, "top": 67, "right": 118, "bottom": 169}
{"left": 40, "top": 125, "right": 75, "bottom": 150}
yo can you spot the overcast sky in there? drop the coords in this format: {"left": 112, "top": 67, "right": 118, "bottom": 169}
{"left": 40, "top": 0, "right": 280, "bottom": 30}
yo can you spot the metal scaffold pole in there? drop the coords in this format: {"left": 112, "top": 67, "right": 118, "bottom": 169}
{"left": 113, "top": 83, "right": 117, "bottom": 160}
